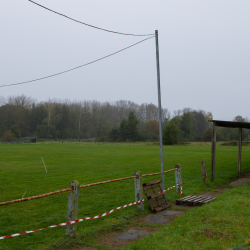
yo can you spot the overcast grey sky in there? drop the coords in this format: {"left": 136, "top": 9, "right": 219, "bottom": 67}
{"left": 1, "top": 0, "right": 249, "bottom": 121}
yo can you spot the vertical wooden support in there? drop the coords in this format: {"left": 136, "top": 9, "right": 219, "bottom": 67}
{"left": 238, "top": 128, "right": 242, "bottom": 175}
{"left": 134, "top": 171, "right": 144, "bottom": 211}
{"left": 211, "top": 122, "right": 216, "bottom": 182}
{"left": 175, "top": 164, "right": 182, "bottom": 194}
{"left": 66, "top": 181, "right": 79, "bottom": 238}
{"left": 201, "top": 160, "right": 207, "bottom": 183}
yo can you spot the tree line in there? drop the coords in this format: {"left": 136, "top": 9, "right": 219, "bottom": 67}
{"left": 0, "top": 95, "right": 248, "bottom": 143}
{"left": 163, "top": 109, "right": 248, "bottom": 145}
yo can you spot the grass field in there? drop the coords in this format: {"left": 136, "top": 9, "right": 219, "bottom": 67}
{"left": 0, "top": 143, "right": 250, "bottom": 249}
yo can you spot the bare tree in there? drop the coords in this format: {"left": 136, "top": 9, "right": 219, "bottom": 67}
{"left": 173, "top": 109, "right": 182, "bottom": 117}
{"left": 44, "top": 99, "right": 55, "bottom": 138}
{"left": 0, "top": 96, "right": 6, "bottom": 106}
{"left": 182, "top": 107, "right": 192, "bottom": 114}
{"left": 7, "top": 95, "right": 35, "bottom": 108}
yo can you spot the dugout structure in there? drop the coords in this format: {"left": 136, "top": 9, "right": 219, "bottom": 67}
{"left": 209, "top": 120, "right": 250, "bottom": 181}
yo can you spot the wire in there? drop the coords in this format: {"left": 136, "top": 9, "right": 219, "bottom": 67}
{"left": 0, "top": 36, "right": 154, "bottom": 88}
{"left": 28, "top": 0, "right": 154, "bottom": 37}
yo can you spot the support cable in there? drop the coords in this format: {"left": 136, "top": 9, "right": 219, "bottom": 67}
{"left": 0, "top": 36, "right": 154, "bottom": 88}
{"left": 28, "top": 0, "right": 154, "bottom": 37}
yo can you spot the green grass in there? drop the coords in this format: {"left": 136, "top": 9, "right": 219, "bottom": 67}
{"left": 0, "top": 143, "right": 249, "bottom": 249}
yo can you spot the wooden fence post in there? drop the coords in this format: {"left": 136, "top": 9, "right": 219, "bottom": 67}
{"left": 211, "top": 122, "right": 216, "bottom": 181}
{"left": 134, "top": 171, "right": 144, "bottom": 211}
{"left": 66, "top": 181, "right": 79, "bottom": 238}
{"left": 238, "top": 128, "right": 242, "bottom": 175}
{"left": 175, "top": 164, "right": 182, "bottom": 194}
{"left": 201, "top": 160, "right": 207, "bottom": 183}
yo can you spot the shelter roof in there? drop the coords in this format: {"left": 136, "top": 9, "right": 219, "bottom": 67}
{"left": 208, "top": 120, "right": 250, "bottom": 129}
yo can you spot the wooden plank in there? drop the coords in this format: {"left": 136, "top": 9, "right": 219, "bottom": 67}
{"left": 144, "top": 191, "right": 155, "bottom": 196}
{"left": 177, "top": 195, "right": 192, "bottom": 201}
{"left": 179, "top": 196, "right": 195, "bottom": 202}
{"left": 158, "top": 200, "right": 167, "bottom": 206}
{"left": 148, "top": 191, "right": 167, "bottom": 200}
{"left": 149, "top": 198, "right": 166, "bottom": 207}
{"left": 176, "top": 195, "right": 192, "bottom": 204}
{"left": 143, "top": 180, "right": 170, "bottom": 212}
{"left": 148, "top": 202, "right": 159, "bottom": 208}
{"left": 144, "top": 185, "right": 161, "bottom": 192}
{"left": 176, "top": 195, "right": 217, "bottom": 206}
{"left": 143, "top": 186, "right": 154, "bottom": 192}
{"left": 191, "top": 196, "right": 208, "bottom": 202}
{"left": 151, "top": 185, "right": 161, "bottom": 190}
{"left": 143, "top": 180, "right": 161, "bottom": 187}
{"left": 153, "top": 203, "right": 171, "bottom": 212}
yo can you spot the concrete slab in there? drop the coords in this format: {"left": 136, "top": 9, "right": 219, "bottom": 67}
{"left": 161, "top": 210, "right": 183, "bottom": 216}
{"left": 229, "top": 178, "right": 250, "bottom": 187}
{"left": 115, "top": 229, "right": 149, "bottom": 240}
{"left": 145, "top": 213, "right": 170, "bottom": 224}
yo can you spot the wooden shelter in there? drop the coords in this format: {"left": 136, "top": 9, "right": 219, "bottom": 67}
{"left": 209, "top": 120, "right": 250, "bottom": 181}
{"left": 247, "top": 129, "right": 250, "bottom": 145}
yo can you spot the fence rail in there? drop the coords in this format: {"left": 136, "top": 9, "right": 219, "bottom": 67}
{"left": 0, "top": 168, "right": 178, "bottom": 207}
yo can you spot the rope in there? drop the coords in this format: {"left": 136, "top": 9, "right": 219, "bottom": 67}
{"left": 79, "top": 176, "right": 137, "bottom": 188}
{"left": 0, "top": 36, "right": 154, "bottom": 88}
{"left": 0, "top": 183, "right": 183, "bottom": 240}
{"left": 0, "top": 176, "right": 137, "bottom": 206}
{"left": 0, "top": 188, "right": 73, "bottom": 206}
{"left": 142, "top": 168, "right": 177, "bottom": 177}
{"left": 0, "top": 169, "right": 177, "bottom": 206}
{"left": 28, "top": 0, "right": 154, "bottom": 37}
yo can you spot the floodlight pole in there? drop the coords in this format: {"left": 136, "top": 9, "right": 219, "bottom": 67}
{"left": 155, "top": 30, "right": 164, "bottom": 190}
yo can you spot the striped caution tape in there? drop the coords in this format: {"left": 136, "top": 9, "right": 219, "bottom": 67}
{"left": 0, "top": 183, "right": 182, "bottom": 240}
{"left": 0, "top": 200, "right": 145, "bottom": 240}
{"left": 164, "top": 183, "right": 183, "bottom": 195}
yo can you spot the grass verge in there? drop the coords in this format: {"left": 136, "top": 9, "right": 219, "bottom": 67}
{"left": 124, "top": 185, "right": 250, "bottom": 250}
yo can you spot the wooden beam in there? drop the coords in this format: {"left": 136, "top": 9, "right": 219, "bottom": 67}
{"left": 211, "top": 122, "right": 216, "bottom": 181}
{"left": 238, "top": 128, "right": 242, "bottom": 175}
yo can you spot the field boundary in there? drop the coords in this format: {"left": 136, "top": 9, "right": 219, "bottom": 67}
{"left": 0, "top": 168, "right": 177, "bottom": 207}
{"left": 0, "top": 183, "right": 182, "bottom": 240}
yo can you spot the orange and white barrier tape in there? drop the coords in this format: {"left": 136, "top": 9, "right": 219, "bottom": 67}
{"left": 0, "top": 183, "right": 182, "bottom": 240}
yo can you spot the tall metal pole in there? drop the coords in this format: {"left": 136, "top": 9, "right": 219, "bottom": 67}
{"left": 155, "top": 30, "right": 164, "bottom": 190}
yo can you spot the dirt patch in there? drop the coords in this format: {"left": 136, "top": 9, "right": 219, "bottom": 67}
{"left": 172, "top": 203, "right": 197, "bottom": 210}
{"left": 201, "top": 191, "right": 221, "bottom": 197}
{"left": 99, "top": 226, "right": 157, "bottom": 248}
{"left": 137, "top": 210, "right": 184, "bottom": 224}
{"left": 204, "top": 228, "right": 235, "bottom": 239}
{"left": 70, "top": 247, "right": 97, "bottom": 250}
{"left": 230, "top": 178, "right": 250, "bottom": 187}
